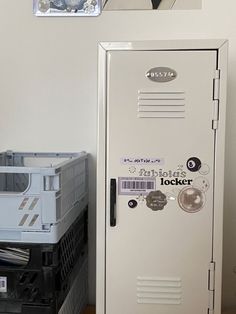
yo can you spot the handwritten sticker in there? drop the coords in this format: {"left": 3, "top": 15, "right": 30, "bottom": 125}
{"left": 121, "top": 157, "right": 164, "bottom": 165}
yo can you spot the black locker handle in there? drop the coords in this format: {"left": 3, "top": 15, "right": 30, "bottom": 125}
{"left": 151, "top": 0, "right": 162, "bottom": 9}
{"left": 110, "top": 179, "right": 117, "bottom": 227}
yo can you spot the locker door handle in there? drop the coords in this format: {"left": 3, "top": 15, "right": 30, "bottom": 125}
{"left": 110, "top": 179, "right": 117, "bottom": 227}
{"left": 151, "top": 0, "right": 161, "bottom": 9}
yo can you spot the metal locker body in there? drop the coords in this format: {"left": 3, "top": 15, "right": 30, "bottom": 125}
{"left": 97, "top": 40, "right": 228, "bottom": 314}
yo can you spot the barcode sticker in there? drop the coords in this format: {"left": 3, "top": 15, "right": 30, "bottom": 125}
{"left": 118, "top": 177, "right": 155, "bottom": 195}
{"left": 0, "top": 277, "right": 7, "bottom": 293}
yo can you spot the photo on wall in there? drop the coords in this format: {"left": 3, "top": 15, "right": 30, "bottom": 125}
{"left": 103, "top": 0, "right": 202, "bottom": 10}
{"left": 33, "top": 0, "right": 202, "bottom": 16}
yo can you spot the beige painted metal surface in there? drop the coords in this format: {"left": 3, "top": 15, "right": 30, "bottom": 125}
{"left": 97, "top": 40, "right": 228, "bottom": 314}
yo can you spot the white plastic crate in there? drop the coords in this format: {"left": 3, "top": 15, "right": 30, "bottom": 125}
{"left": 0, "top": 151, "right": 88, "bottom": 243}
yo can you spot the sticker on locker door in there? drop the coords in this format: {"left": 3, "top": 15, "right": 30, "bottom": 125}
{"left": 118, "top": 177, "right": 155, "bottom": 195}
{"left": 121, "top": 157, "right": 164, "bottom": 165}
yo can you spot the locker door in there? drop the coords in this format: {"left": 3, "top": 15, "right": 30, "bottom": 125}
{"left": 105, "top": 50, "right": 217, "bottom": 314}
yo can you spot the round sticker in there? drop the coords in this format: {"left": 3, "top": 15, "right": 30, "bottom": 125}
{"left": 178, "top": 187, "right": 205, "bottom": 213}
{"left": 128, "top": 200, "right": 138, "bottom": 209}
{"left": 186, "top": 157, "right": 202, "bottom": 172}
{"left": 199, "top": 164, "right": 210, "bottom": 175}
{"left": 146, "top": 190, "right": 167, "bottom": 211}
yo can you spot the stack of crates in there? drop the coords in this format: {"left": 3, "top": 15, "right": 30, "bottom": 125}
{"left": 0, "top": 151, "right": 88, "bottom": 314}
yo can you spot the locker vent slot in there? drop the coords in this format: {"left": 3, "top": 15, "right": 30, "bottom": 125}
{"left": 138, "top": 91, "right": 185, "bottom": 119}
{"left": 137, "top": 276, "right": 182, "bottom": 305}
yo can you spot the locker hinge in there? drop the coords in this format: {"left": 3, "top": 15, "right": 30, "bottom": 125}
{"left": 213, "top": 70, "right": 220, "bottom": 101}
{"left": 212, "top": 70, "right": 221, "bottom": 130}
{"left": 212, "top": 100, "right": 219, "bottom": 130}
{"left": 208, "top": 262, "right": 215, "bottom": 314}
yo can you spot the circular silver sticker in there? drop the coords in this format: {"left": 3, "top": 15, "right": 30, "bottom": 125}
{"left": 178, "top": 187, "right": 205, "bottom": 213}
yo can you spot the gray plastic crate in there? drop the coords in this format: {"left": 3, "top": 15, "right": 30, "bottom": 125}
{"left": 0, "top": 151, "right": 88, "bottom": 243}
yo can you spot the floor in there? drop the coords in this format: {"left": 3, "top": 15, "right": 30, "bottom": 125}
{"left": 82, "top": 306, "right": 96, "bottom": 314}
{"left": 82, "top": 307, "right": 235, "bottom": 314}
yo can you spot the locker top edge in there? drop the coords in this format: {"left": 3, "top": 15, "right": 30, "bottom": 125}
{"left": 98, "top": 39, "right": 228, "bottom": 52}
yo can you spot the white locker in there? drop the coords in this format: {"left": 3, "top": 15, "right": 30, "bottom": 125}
{"left": 97, "top": 40, "right": 228, "bottom": 314}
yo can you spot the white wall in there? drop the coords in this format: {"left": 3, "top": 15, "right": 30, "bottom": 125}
{"left": 0, "top": 0, "right": 235, "bottom": 309}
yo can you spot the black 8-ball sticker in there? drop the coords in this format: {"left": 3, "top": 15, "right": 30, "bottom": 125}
{"left": 187, "top": 157, "right": 202, "bottom": 172}
{"left": 128, "top": 200, "right": 138, "bottom": 209}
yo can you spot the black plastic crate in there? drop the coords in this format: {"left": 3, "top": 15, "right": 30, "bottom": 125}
{"left": 0, "top": 302, "right": 56, "bottom": 314}
{"left": 0, "top": 207, "right": 88, "bottom": 314}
